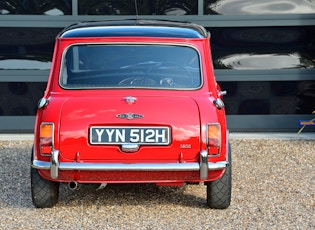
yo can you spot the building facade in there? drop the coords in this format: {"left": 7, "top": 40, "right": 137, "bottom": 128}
{"left": 0, "top": 0, "right": 314, "bottom": 132}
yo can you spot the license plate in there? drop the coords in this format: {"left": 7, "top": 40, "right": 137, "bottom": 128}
{"left": 90, "top": 126, "right": 170, "bottom": 145}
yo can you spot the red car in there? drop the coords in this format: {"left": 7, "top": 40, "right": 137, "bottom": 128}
{"left": 31, "top": 19, "right": 231, "bottom": 209}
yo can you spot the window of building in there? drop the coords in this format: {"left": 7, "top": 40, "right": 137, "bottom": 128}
{"left": 208, "top": 26, "right": 315, "bottom": 70}
{"left": 0, "top": 27, "right": 63, "bottom": 70}
{"left": 204, "top": 0, "right": 315, "bottom": 15}
{"left": 0, "top": 82, "right": 47, "bottom": 116}
{"left": 0, "top": 0, "right": 72, "bottom": 15}
{"left": 219, "top": 81, "right": 315, "bottom": 115}
{"left": 78, "top": 0, "right": 198, "bottom": 15}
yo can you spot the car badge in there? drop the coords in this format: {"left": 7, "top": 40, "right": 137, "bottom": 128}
{"left": 116, "top": 112, "right": 144, "bottom": 120}
{"left": 124, "top": 96, "right": 137, "bottom": 104}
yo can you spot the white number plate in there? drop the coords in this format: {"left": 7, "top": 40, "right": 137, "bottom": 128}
{"left": 90, "top": 126, "right": 170, "bottom": 145}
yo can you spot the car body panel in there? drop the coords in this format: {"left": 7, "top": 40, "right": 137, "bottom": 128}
{"left": 58, "top": 95, "right": 201, "bottom": 162}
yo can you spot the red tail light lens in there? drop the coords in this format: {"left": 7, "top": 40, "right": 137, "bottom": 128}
{"left": 207, "top": 123, "right": 221, "bottom": 155}
{"left": 40, "top": 123, "right": 54, "bottom": 155}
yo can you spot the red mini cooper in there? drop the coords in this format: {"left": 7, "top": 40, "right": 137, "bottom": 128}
{"left": 31, "top": 19, "right": 231, "bottom": 209}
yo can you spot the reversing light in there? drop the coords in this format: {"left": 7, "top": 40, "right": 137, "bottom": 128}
{"left": 40, "top": 123, "right": 54, "bottom": 155}
{"left": 207, "top": 123, "right": 221, "bottom": 155}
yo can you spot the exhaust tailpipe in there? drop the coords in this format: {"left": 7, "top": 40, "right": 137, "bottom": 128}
{"left": 68, "top": 181, "right": 80, "bottom": 190}
{"left": 68, "top": 182, "right": 108, "bottom": 191}
{"left": 96, "top": 183, "right": 107, "bottom": 191}
{"left": 68, "top": 182, "right": 107, "bottom": 191}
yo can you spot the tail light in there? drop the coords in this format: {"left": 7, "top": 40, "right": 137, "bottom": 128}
{"left": 207, "top": 123, "right": 221, "bottom": 155}
{"left": 40, "top": 122, "right": 54, "bottom": 155}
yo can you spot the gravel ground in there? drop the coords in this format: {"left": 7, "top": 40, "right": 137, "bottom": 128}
{"left": 0, "top": 139, "right": 314, "bottom": 230}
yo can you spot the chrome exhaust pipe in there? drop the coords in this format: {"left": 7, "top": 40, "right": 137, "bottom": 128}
{"left": 68, "top": 182, "right": 107, "bottom": 191}
{"left": 68, "top": 181, "right": 80, "bottom": 190}
{"left": 96, "top": 183, "right": 107, "bottom": 191}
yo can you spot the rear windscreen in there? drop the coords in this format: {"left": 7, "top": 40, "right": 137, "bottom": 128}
{"left": 60, "top": 44, "right": 202, "bottom": 89}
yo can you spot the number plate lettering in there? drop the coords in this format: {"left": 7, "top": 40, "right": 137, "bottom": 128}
{"left": 90, "top": 127, "right": 170, "bottom": 145}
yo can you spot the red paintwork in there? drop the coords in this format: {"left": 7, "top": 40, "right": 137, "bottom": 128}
{"left": 33, "top": 25, "right": 228, "bottom": 185}
{"left": 39, "top": 170, "right": 224, "bottom": 184}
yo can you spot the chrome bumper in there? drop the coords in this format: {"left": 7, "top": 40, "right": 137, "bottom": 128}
{"left": 32, "top": 150, "right": 228, "bottom": 180}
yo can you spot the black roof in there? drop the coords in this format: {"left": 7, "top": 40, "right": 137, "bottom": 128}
{"left": 59, "top": 19, "right": 209, "bottom": 39}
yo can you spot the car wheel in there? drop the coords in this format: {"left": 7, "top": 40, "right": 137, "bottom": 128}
{"left": 206, "top": 143, "right": 231, "bottom": 209}
{"left": 31, "top": 149, "right": 59, "bottom": 208}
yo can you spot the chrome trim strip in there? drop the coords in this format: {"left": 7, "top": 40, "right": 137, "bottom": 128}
{"left": 199, "top": 150, "right": 208, "bottom": 179}
{"left": 207, "top": 162, "right": 228, "bottom": 170}
{"left": 32, "top": 160, "right": 51, "bottom": 169}
{"left": 50, "top": 150, "right": 59, "bottom": 179}
{"left": 32, "top": 148, "right": 228, "bottom": 180}
{"left": 32, "top": 160, "right": 228, "bottom": 172}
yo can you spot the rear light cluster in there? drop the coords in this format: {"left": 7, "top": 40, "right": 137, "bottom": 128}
{"left": 40, "top": 122, "right": 54, "bottom": 155}
{"left": 207, "top": 123, "right": 221, "bottom": 155}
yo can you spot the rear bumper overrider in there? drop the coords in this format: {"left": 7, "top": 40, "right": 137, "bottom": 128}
{"left": 32, "top": 150, "right": 228, "bottom": 180}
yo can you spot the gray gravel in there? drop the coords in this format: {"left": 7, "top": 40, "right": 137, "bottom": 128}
{"left": 0, "top": 139, "right": 314, "bottom": 229}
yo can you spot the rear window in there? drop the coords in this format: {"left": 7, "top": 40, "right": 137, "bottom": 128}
{"left": 60, "top": 44, "right": 201, "bottom": 89}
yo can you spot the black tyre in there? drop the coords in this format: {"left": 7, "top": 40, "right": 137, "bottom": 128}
{"left": 31, "top": 151, "right": 59, "bottom": 208}
{"left": 206, "top": 143, "right": 232, "bottom": 209}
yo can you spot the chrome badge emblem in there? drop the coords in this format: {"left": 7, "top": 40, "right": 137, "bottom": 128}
{"left": 124, "top": 96, "right": 137, "bottom": 104}
{"left": 116, "top": 112, "right": 144, "bottom": 120}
